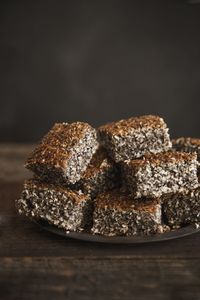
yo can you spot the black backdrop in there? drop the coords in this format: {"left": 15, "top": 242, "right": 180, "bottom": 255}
{"left": 0, "top": 0, "right": 200, "bottom": 142}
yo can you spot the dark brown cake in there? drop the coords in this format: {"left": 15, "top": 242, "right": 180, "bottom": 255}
{"left": 16, "top": 179, "right": 93, "bottom": 232}
{"left": 98, "top": 115, "right": 172, "bottom": 162}
{"left": 25, "top": 122, "right": 99, "bottom": 184}
{"left": 91, "top": 189, "right": 162, "bottom": 236}
{"left": 122, "top": 151, "right": 199, "bottom": 198}
{"left": 77, "top": 147, "right": 119, "bottom": 198}
{"left": 162, "top": 188, "right": 200, "bottom": 228}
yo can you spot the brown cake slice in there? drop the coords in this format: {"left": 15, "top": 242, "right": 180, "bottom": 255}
{"left": 25, "top": 122, "right": 99, "bottom": 184}
{"left": 162, "top": 187, "right": 200, "bottom": 228}
{"left": 91, "top": 189, "right": 162, "bottom": 236}
{"left": 122, "top": 151, "right": 199, "bottom": 199}
{"left": 76, "top": 147, "right": 119, "bottom": 198}
{"left": 16, "top": 179, "right": 93, "bottom": 232}
{"left": 98, "top": 115, "right": 172, "bottom": 162}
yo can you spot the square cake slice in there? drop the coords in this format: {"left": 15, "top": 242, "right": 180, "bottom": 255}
{"left": 16, "top": 179, "right": 93, "bottom": 232}
{"left": 98, "top": 115, "right": 172, "bottom": 162}
{"left": 122, "top": 151, "right": 199, "bottom": 198}
{"left": 162, "top": 188, "right": 200, "bottom": 228}
{"left": 76, "top": 147, "right": 119, "bottom": 198}
{"left": 25, "top": 122, "right": 99, "bottom": 184}
{"left": 91, "top": 190, "right": 162, "bottom": 236}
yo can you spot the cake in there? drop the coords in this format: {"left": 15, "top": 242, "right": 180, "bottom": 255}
{"left": 76, "top": 147, "right": 119, "bottom": 198}
{"left": 122, "top": 151, "right": 199, "bottom": 198}
{"left": 91, "top": 189, "right": 162, "bottom": 236}
{"left": 162, "top": 187, "right": 200, "bottom": 228}
{"left": 16, "top": 179, "right": 93, "bottom": 232}
{"left": 98, "top": 115, "right": 172, "bottom": 162}
{"left": 172, "top": 137, "right": 200, "bottom": 175}
{"left": 25, "top": 122, "right": 99, "bottom": 184}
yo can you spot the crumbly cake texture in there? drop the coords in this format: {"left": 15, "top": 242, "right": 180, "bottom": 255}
{"left": 172, "top": 138, "right": 200, "bottom": 175}
{"left": 122, "top": 151, "right": 199, "bottom": 199}
{"left": 25, "top": 122, "right": 99, "bottom": 184}
{"left": 16, "top": 179, "right": 93, "bottom": 232}
{"left": 76, "top": 147, "right": 120, "bottom": 198}
{"left": 34, "top": 147, "right": 120, "bottom": 198}
{"left": 98, "top": 115, "right": 172, "bottom": 162}
{"left": 162, "top": 188, "right": 200, "bottom": 228}
{"left": 91, "top": 190, "right": 162, "bottom": 236}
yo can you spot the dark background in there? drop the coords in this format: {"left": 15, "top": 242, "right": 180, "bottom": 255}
{"left": 0, "top": 0, "right": 200, "bottom": 142}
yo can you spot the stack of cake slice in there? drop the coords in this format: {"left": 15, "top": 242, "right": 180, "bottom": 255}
{"left": 17, "top": 121, "right": 119, "bottom": 233}
{"left": 16, "top": 115, "right": 200, "bottom": 236}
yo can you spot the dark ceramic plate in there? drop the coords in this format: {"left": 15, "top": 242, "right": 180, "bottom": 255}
{"left": 35, "top": 220, "right": 200, "bottom": 244}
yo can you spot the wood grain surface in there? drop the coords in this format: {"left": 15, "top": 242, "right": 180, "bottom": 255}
{"left": 0, "top": 144, "right": 200, "bottom": 300}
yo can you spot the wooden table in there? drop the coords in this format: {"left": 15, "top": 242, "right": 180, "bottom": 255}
{"left": 1, "top": 144, "right": 200, "bottom": 300}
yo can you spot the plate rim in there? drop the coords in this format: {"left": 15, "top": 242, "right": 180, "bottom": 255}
{"left": 34, "top": 219, "right": 200, "bottom": 244}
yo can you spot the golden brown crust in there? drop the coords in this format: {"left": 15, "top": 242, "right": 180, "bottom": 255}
{"left": 98, "top": 115, "right": 166, "bottom": 136}
{"left": 94, "top": 189, "right": 160, "bottom": 212}
{"left": 126, "top": 151, "right": 197, "bottom": 169}
{"left": 25, "top": 122, "right": 94, "bottom": 170}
